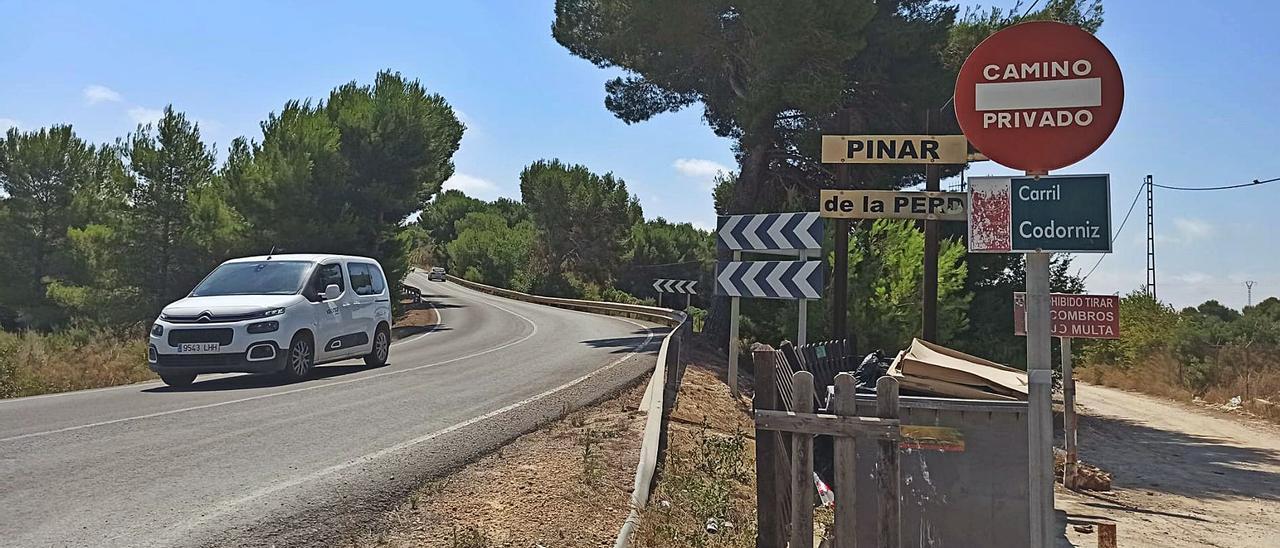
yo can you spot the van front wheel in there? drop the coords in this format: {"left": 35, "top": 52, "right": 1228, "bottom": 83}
{"left": 282, "top": 333, "right": 314, "bottom": 380}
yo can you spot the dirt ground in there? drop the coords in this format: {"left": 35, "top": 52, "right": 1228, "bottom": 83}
{"left": 1057, "top": 382, "right": 1280, "bottom": 547}
{"left": 392, "top": 299, "right": 438, "bottom": 341}
{"left": 351, "top": 381, "right": 647, "bottom": 547}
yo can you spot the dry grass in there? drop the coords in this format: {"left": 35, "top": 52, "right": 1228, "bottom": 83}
{"left": 1081, "top": 352, "right": 1280, "bottom": 423}
{"left": 634, "top": 366, "right": 758, "bottom": 548}
{"left": 0, "top": 327, "right": 153, "bottom": 399}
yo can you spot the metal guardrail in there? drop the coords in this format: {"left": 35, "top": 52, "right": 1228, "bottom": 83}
{"left": 445, "top": 274, "right": 683, "bottom": 328}
{"left": 431, "top": 273, "right": 689, "bottom": 546}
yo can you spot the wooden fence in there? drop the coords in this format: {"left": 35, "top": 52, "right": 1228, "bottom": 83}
{"left": 753, "top": 345, "right": 903, "bottom": 548}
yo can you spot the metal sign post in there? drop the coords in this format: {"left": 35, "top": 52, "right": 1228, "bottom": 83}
{"left": 729, "top": 251, "right": 741, "bottom": 398}
{"left": 955, "top": 20, "right": 1124, "bottom": 547}
{"left": 1061, "top": 336, "right": 1078, "bottom": 489}
{"left": 797, "top": 250, "right": 808, "bottom": 346}
{"left": 1025, "top": 251, "right": 1053, "bottom": 548}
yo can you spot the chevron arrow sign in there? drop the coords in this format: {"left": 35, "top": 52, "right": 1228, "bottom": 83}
{"left": 652, "top": 279, "right": 698, "bottom": 295}
{"left": 717, "top": 212, "right": 823, "bottom": 252}
{"left": 715, "top": 261, "right": 823, "bottom": 299}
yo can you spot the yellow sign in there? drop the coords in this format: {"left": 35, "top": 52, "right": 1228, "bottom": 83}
{"left": 820, "top": 189, "right": 968, "bottom": 221}
{"left": 899, "top": 426, "right": 965, "bottom": 452}
{"left": 821, "top": 134, "right": 969, "bottom": 164}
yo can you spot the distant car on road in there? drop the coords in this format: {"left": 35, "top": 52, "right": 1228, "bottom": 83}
{"left": 148, "top": 254, "right": 393, "bottom": 387}
{"left": 427, "top": 266, "right": 447, "bottom": 282}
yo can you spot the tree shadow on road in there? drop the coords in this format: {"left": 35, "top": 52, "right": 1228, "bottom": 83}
{"left": 393, "top": 324, "right": 451, "bottom": 340}
{"left": 1071, "top": 411, "right": 1280, "bottom": 502}
{"left": 580, "top": 328, "right": 670, "bottom": 354}
{"left": 141, "top": 362, "right": 391, "bottom": 393}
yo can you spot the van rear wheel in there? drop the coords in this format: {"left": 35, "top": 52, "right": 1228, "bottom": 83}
{"left": 365, "top": 325, "right": 390, "bottom": 366}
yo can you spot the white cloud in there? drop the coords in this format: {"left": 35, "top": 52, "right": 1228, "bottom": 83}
{"left": 83, "top": 84, "right": 123, "bottom": 104}
{"left": 128, "top": 107, "right": 164, "bottom": 125}
{"left": 1172, "top": 217, "right": 1212, "bottom": 241}
{"left": 691, "top": 220, "right": 716, "bottom": 233}
{"left": 442, "top": 172, "right": 500, "bottom": 199}
{"left": 673, "top": 158, "right": 732, "bottom": 189}
{"left": 1167, "top": 271, "right": 1213, "bottom": 285}
{"left": 0, "top": 118, "right": 18, "bottom": 130}
{"left": 1154, "top": 217, "right": 1214, "bottom": 245}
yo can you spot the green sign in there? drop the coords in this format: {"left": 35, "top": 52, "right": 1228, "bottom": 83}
{"left": 968, "top": 174, "right": 1111, "bottom": 253}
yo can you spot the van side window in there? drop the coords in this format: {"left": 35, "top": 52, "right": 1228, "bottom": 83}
{"left": 368, "top": 264, "right": 386, "bottom": 294}
{"left": 349, "top": 263, "right": 375, "bottom": 296}
{"left": 314, "top": 263, "right": 345, "bottom": 295}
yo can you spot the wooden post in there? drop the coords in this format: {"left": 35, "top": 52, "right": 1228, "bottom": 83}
{"left": 833, "top": 219, "right": 849, "bottom": 343}
{"left": 753, "top": 346, "right": 785, "bottom": 548}
{"left": 1097, "top": 522, "right": 1117, "bottom": 548}
{"left": 876, "top": 376, "right": 901, "bottom": 548}
{"left": 922, "top": 111, "right": 940, "bottom": 342}
{"left": 831, "top": 373, "right": 858, "bottom": 548}
{"left": 1062, "top": 337, "right": 1079, "bottom": 490}
{"left": 791, "top": 371, "right": 816, "bottom": 548}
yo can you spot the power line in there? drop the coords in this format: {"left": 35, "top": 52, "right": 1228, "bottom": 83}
{"left": 1081, "top": 174, "right": 1280, "bottom": 284}
{"left": 1081, "top": 180, "right": 1146, "bottom": 281}
{"left": 1152, "top": 176, "right": 1280, "bottom": 191}
{"left": 1018, "top": 0, "right": 1043, "bottom": 20}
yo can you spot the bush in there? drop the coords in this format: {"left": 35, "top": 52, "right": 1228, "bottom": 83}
{"left": 1081, "top": 293, "right": 1280, "bottom": 422}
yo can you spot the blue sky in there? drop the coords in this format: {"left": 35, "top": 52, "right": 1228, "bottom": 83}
{"left": 1, "top": 1, "right": 1277, "bottom": 310}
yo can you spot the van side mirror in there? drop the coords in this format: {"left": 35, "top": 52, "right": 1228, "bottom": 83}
{"left": 324, "top": 284, "right": 341, "bottom": 300}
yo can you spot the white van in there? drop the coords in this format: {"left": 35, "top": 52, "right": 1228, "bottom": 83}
{"left": 148, "top": 254, "right": 393, "bottom": 387}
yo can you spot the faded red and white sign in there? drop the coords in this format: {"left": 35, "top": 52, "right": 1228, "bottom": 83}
{"left": 1014, "top": 293, "right": 1120, "bottom": 339}
{"left": 968, "top": 178, "right": 1012, "bottom": 252}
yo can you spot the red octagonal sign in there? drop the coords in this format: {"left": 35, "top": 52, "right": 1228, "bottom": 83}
{"left": 955, "top": 21, "right": 1123, "bottom": 173}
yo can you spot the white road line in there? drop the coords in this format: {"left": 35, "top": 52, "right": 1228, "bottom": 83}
{"left": 0, "top": 292, "right": 529, "bottom": 444}
{"left": 0, "top": 288, "right": 446, "bottom": 406}
{"left": 174, "top": 321, "right": 658, "bottom": 538}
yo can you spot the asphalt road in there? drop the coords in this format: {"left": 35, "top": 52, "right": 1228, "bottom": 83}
{"left": 0, "top": 271, "right": 665, "bottom": 547}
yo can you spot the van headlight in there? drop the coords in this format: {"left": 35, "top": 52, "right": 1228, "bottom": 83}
{"left": 247, "top": 321, "right": 280, "bottom": 334}
{"left": 151, "top": 324, "right": 164, "bottom": 337}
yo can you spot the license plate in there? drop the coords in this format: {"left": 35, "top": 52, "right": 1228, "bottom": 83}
{"left": 178, "top": 342, "right": 221, "bottom": 354}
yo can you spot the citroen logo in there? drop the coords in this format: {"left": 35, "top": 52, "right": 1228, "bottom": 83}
{"left": 197, "top": 311, "right": 212, "bottom": 323}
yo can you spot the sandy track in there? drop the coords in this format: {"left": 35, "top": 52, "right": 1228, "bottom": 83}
{"left": 1058, "top": 383, "right": 1280, "bottom": 547}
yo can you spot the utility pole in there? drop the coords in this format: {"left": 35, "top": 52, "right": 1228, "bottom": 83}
{"left": 1145, "top": 174, "right": 1156, "bottom": 300}
{"left": 923, "top": 111, "right": 940, "bottom": 342}
{"left": 1246, "top": 280, "right": 1257, "bottom": 307}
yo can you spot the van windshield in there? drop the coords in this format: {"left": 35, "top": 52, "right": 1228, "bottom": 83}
{"left": 190, "top": 261, "right": 312, "bottom": 297}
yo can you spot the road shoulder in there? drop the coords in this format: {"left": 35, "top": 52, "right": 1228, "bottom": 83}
{"left": 353, "top": 381, "right": 649, "bottom": 546}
